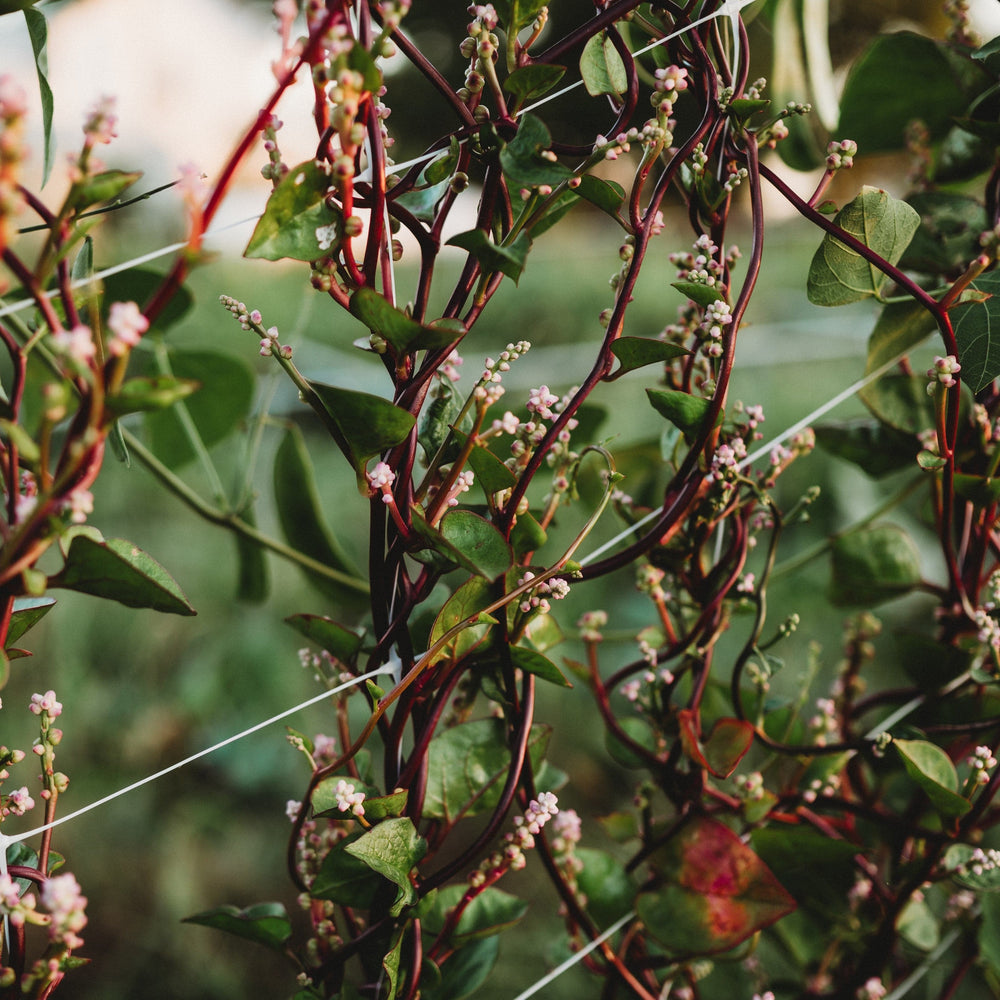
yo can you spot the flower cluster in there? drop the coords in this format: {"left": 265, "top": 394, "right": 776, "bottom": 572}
{"left": 927, "top": 354, "right": 961, "bottom": 392}
{"left": 516, "top": 571, "right": 570, "bottom": 616}
{"left": 825, "top": 139, "right": 858, "bottom": 171}
{"left": 967, "top": 745, "right": 998, "bottom": 786}
{"left": 577, "top": 610, "right": 608, "bottom": 643}
{"left": 106, "top": 301, "right": 150, "bottom": 357}
{"left": 469, "top": 793, "right": 559, "bottom": 886}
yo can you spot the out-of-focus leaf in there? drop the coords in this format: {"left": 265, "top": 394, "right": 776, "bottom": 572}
{"left": 830, "top": 524, "right": 921, "bottom": 607}
{"left": 245, "top": 160, "right": 341, "bottom": 262}
{"left": 182, "top": 903, "right": 291, "bottom": 952}
{"left": 895, "top": 738, "right": 971, "bottom": 818}
{"left": 677, "top": 709, "right": 753, "bottom": 778}
{"left": 418, "top": 884, "right": 527, "bottom": 946}
{"left": 421, "top": 937, "right": 499, "bottom": 1000}
{"left": 859, "top": 374, "right": 937, "bottom": 436}
{"left": 838, "top": 32, "right": 988, "bottom": 152}
{"left": 504, "top": 64, "right": 566, "bottom": 104}
{"left": 106, "top": 375, "right": 199, "bottom": 416}
{"left": 858, "top": 301, "right": 936, "bottom": 414}
{"left": 900, "top": 192, "right": 985, "bottom": 276}
{"left": 142, "top": 349, "right": 254, "bottom": 468}
{"left": 49, "top": 536, "right": 195, "bottom": 615}
{"left": 23, "top": 7, "right": 53, "bottom": 185}
{"left": 946, "top": 843, "right": 1000, "bottom": 892}
{"left": 234, "top": 505, "right": 268, "bottom": 603}
{"left": 807, "top": 187, "right": 920, "bottom": 306}
{"left": 575, "top": 848, "right": 636, "bottom": 928}
{"left": 70, "top": 170, "right": 142, "bottom": 212}
{"left": 273, "top": 425, "right": 367, "bottom": 603}
{"left": 814, "top": 419, "right": 917, "bottom": 477}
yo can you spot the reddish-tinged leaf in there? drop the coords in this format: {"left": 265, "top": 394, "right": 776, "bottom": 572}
{"left": 677, "top": 710, "right": 754, "bottom": 778}
{"left": 638, "top": 816, "right": 796, "bottom": 954}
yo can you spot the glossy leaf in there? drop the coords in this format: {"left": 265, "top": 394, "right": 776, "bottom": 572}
{"left": 427, "top": 576, "right": 496, "bottom": 665}
{"left": 182, "top": 903, "right": 291, "bottom": 952}
{"left": 142, "top": 350, "right": 255, "bottom": 468}
{"left": 245, "top": 160, "right": 341, "bottom": 262}
{"left": 609, "top": 337, "right": 689, "bottom": 377}
{"left": 418, "top": 884, "right": 527, "bottom": 946}
{"left": 284, "top": 613, "right": 363, "bottom": 664}
{"left": 814, "top": 419, "right": 917, "bottom": 477}
{"left": 344, "top": 817, "right": 427, "bottom": 916}
{"left": 7, "top": 596, "right": 54, "bottom": 647}
{"left": 677, "top": 709, "right": 753, "bottom": 778}
{"left": 830, "top": 524, "right": 921, "bottom": 607}
{"left": 23, "top": 7, "right": 53, "bottom": 185}
{"left": 307, "top": 379, "right": 416, "bottom": 478}
{"left": 447, "top": 229, "right": 532, "bottom": 283}
{"left": 508, "top": 645, "right": 571, "bottom": 688}
{"left": 439, "top": 510, "right": 512, "bottom": 582}
{"left": 581, "top": 31, "right": 627, "bottom": 98}
{"left": 839, "top": 32, "right": 988, "bottom": 152}
{"left": 500, "top": 114, "right": 573, "bottom": 190}
{"left": 49, "top": 536, "right": 195, "bottom": 615}
{"left": 672, "top": 281, "right": 725, "bottom": 307}
{"left": 273, "top": 426, "right": 367, "bottom": 603}
{"left": 638, "top": 816, "right": 796, "bottom": 954}
{"left": 466, "top": 442, "right": 516, "bottom": 496}
{"left": 895, "top": 738, "right": 971, "bottom": 818}
{"left": 952, "top": 270, "right": 1000, "bottom": 392}
{"left": 807, "top": 187, "right": 920, "bottom": 306}
{"left": 423, "top": 718, "right": 550, "bottom": 823}
{"left": 350, "top": 288, "right": 460, "bottom": 355}
{"left": 646, "top": 389, "right": 711, "bottom": 443}
{"left": 574, "top": 175, "right": 625, "bottom": 217}
{"left": 503, "top": 64, "right": 566, "bottom": 104}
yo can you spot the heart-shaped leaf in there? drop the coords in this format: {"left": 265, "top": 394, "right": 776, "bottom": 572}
{"left": 895, "top": 738, "right": 971, "bottom": 818}
{"left": 952, "top": 270, "right": 1000, "bottom": 392}
{"left": 447, "top": 229, "right": 532, "bottom": 284}
{"left": 638, "top": 816, "right": 796, "bottom": 954}
{"left": 344, "top": 817, "right": 427, "bottom": 916}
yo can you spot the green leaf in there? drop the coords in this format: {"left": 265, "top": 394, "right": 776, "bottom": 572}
{"left": 895, "top": 739, "right": 971, "bottom": 818}
{"left": 49, "top": 536, "right": 195, "bottom": 615}
{"left": 728, "top": 97, "right": 769, "bottom": 125}
{"left": 946, "top": 843, "right": 1000, "bottom": 892}
{"left": 954, "top": 472, "right": 1000, "bottom": 507}
{"left": 605, "top": 715, "right": 657, "bottom": 769}
{"left": 858, "top": 374, "right": 937, "bottom": 437}
{"left": 427, "top": 576, "right": 496, "bottom": 665}
{"left": 70, "top": 170, "right": 142, "bottom": 212}
{"left": 500, "top": 114, "right": 573, "bottom": 190}
{"left": 23, "top": 7, "right": 53, "bottom": 186}
{"left": 830, "top": 524, "right": 921, "bottom": 607}
{"left": 438, "top": 510, "right": 512, "bottom": 582}
{"left": 395, "top": 176, "right": 452, "bottom": 223}
{"left": 807, "top": 187, "right": 920, "bottom": 306}
{"left": 839, "top": 32, "right": 988, "bottom": 153}
{"left": 857, "top": 301, "right": 936, "bottom": 414}
{"left": 418, "top": 884, "right": 527, "bottom": 946}
{"left": 234, "top": 505, "right": 268, "bottom": 603}
{"left": 345, "top": 817, "right": 427, "bottom": 916}
{"left": 245, "top": 160, "right": 341, "bottom": 262}
{"left": 466, "top": 443, "right": 516, "bottom": 497}
{"left": 182, "top": 903, "right": 291, "bottom": 952}
{"left": 575, "top": 848, "right": 635, "bottom": 929}
{"left": 7, "top": 597, "right": 54, "bottom": 647}
{"left": 307, "top": 380, "right": 416, "bottom": 479}
{"left": 671, "top": 281, "right": 726, "bottom": 307}
{"left": 574, "top": 175, "right": 625, "bottom": 217}
{"left": 973, "top": 34, "right": 1000, "bottom": 73}
{"left": 273, "top": 425, "right": 366, "bottom": 603}
{"left": 447, "top": 229, "right": 532, "bottom": 284}
{"left": 897, "top": 897, "right": 939, "bottom": 951}
{"left": 341, "top": 39, "right": 382, "bottom": 93}
{"left": 646, "top": 389, "right": 711, "bottom": 443}
{"left": 284, "top": 613, "right": 363, "bottom": 663}
{"left": 142, "top": 349, "right": 255, "bottom": 468}
{"left": 104, "top": 267, "right": 194, "bottom": 332}
{"left": 419, "top": 381, "right": 465, "bottom": 464}
{"left": 609, "top": 337, "right": 688, "bottom": 377}
{"left": 814, "top": 419, "right": 917, "bottom": 477}
{"left": 311, "top": 832, "right": 385, "bottom": 908}
{"left": 677, "top": 709, "right": 753, "bottom": 779}
{"left": 509, "top": 511, "right": 546, "bottom": 558}
{"left": 421, "top": 937, "right": 499, "bottom": 1000}
{"left": 508, "top": 645, "right": 571, "bottom": 687}
{"left": 952, "top": 270, "right": 1000, "bottom": 393}
{"left": 106, "top": 375, "right": 199, "bottom": 416}
{"left": 900, "top": 192, "right": 985, "bottom": 276}
{"left": 981, "top": 894, "right": 1000, "bottom": 979}
{"left": 493, "top": 0, "right": 547, "bottom": 34}
{"left": 580, "top": 31, "right": 627, "bottom": 98}
{"left": 503, "top": 65, "right": 566, "bottom": 104}
{"left": 350, "top": 289, "right": 460, "bottom": 355}
{"left": 752, "top": 828, "right": 860, "bottom": 912}
{"left": 638, "top": 816, "right": 796, "bottom": 954}
{"left": 423, "top": 718, "right": 551, "bottom": 824}
{"left": 424, "top": 137, "right": 461, "bottom": 185}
